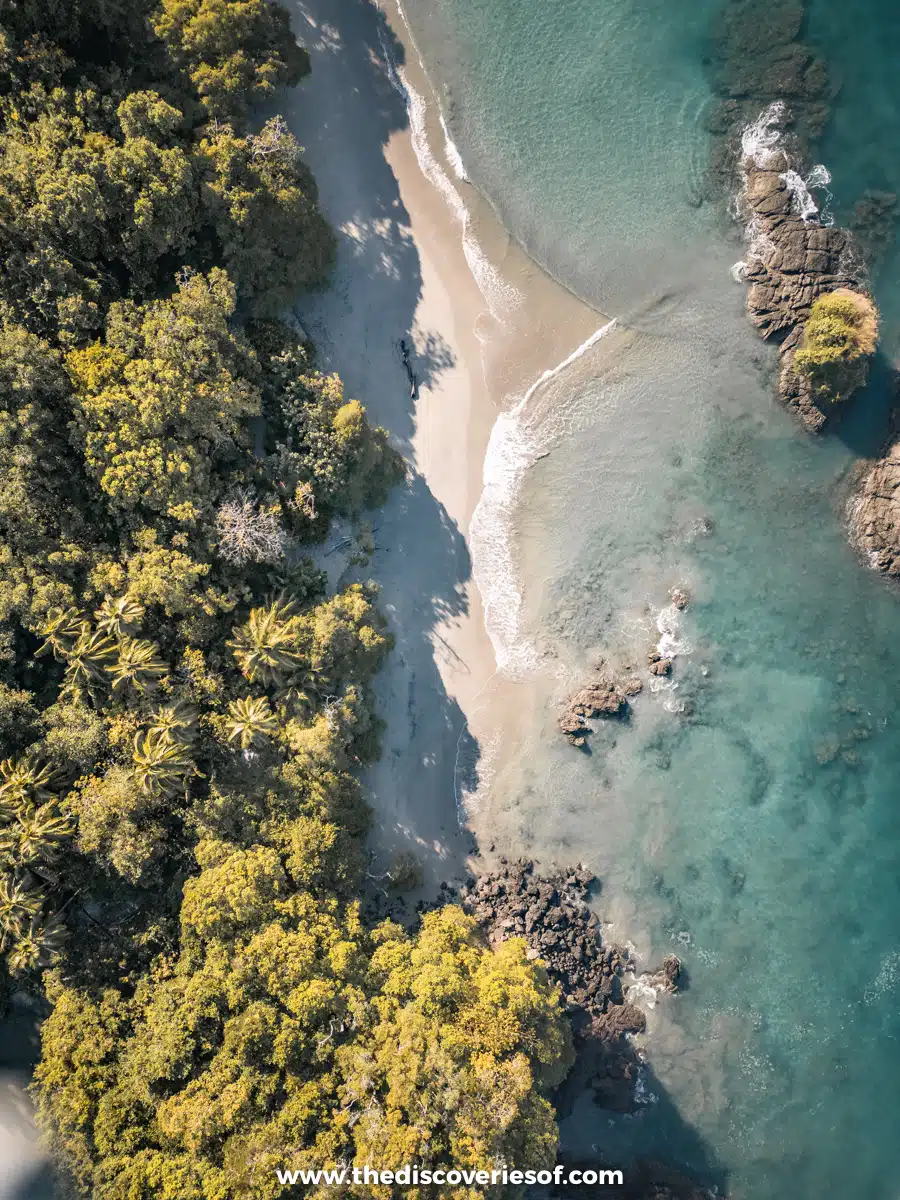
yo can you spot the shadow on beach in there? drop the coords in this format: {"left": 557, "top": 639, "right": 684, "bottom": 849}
{"left": 284, "top": 0, "right": 480, "bottom": 888}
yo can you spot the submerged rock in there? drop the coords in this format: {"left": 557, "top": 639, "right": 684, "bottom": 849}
{"left": 850, "top": 434, "right": 900, "bottom": 576}
{"left": 558, "top": 661, "right": 642, "bottom": 745}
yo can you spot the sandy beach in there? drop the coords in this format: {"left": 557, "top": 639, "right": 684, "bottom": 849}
{"left": 284, "top": 0, "right": 607, "bottom": 892}
{"left": 0, "top": 6, "right": 610, "bottom": 1191}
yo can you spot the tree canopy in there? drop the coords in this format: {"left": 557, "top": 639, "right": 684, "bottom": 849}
{"left": 0, "top": 0, "right": 575, "bottom": 1194}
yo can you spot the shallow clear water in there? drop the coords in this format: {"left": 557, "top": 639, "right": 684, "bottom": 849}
{"left": 403, "top": 1, "right": 900, "bottom": 1196}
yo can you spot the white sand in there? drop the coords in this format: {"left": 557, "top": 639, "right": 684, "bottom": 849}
{"left": 284, "top": 0, "right": 605, "bottom": 891}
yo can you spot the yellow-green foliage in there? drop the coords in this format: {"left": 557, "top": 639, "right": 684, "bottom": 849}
{"left": 35, "top": 902, "right": 572, "bottom": 1199}
{"left": 794, "top": 288, "right": 879, "bottom": 401}
{"left": 66, "top": 269, "right": 259, "bottom": 516}
{"left": 0, "top": 1, "right": 574, "bottom": 1193}
{"left": 153, "top": 0, "right": 310, "bottom": 123}
{"left": 197, "top": 119, "right": 336, "bottom": 309}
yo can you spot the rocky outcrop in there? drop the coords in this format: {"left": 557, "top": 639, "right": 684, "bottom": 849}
{"left": 850, "top": 435, "right": 900, "bottom": 576}
{"left": 462, "top": 859, "right": 681, "bottom": 1113}
{"left": 462, "top": 859, "right": 630, "bottom": 1021}
{"left": 740, "top": 152, "right": 870, "bottom": 431}
{"left": 558, "top": 662, "right": 642, "bottom": 746}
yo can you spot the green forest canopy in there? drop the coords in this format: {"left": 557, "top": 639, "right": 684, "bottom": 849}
{"left": 0, "top": 0, "right": 575, "bottom": 1195}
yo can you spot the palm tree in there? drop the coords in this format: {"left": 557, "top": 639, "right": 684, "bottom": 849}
{"left": 0, "top": 802, "right": 73, "bottom": 872}
{"left": 277, "top": 668, "right": 331, "bottom": 715}
{"left": 225, "top": 695, "right": 279, "bottom": 749}
{"left": 60, "top": 627, "right": 117, "bottom": 703}
{"left": 131, "top": 729, "right": 194, "bottom": 796}
{"left": 35, "top": 607, "right": 87, "bottom": 660}
{"left": 7, "top": 913, "right": 67, "bottom": 973}
{"left": 95, "top": 593, "right": 145, "bottom": 638}
{"left": 109, "top": 637, "right": 169, "bottom": 695}
{"left": 0, "top": 755, "right": 55, "bottom": 810}
{"left": 149, "top": 701, "right": 197, "bottom": 743}
{"left": 227, "top": 597, "right": 303, "bottom": 688}
{"left": 0, "top": 876, "right": 41, "bottom": 949}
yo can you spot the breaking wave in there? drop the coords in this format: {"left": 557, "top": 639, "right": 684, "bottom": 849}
{"left": 378, "top": 7, "right": 522, "bottom": 319}
{"left": 470, "top": 321, "right": 618, "bottom": 678}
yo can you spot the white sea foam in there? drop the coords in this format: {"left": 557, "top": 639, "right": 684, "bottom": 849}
{"left": 470, "top": 320, "right": 618, "bottom": 677}
{"left": 740, "top": 101, "right": 788, "bottom": 169}
{"left": 735, "top": 103, "right": 835, "bottom": 236}
{"left": 864, "top": 949, "right": 900, "bottom": 1005}
{"left": 440, "top": 113, "right": 469, "bottom": 181}
{"left": 780, "top": 164, "right": 833, "bottom": 224}
{"left": 647, "top": 602, "right": 693, "bottom": 712}
{"left": 632, "top": 1064, "right": 659, "bottom": 1106}
{"left": 379, "top": 5, "right": 522, "bottom": 319}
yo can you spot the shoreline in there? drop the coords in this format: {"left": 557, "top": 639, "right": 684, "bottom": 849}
{"left": 284, "top": 0, "right": 611, "bottom": 891}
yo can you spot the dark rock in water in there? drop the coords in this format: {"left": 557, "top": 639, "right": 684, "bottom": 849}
{"left": 739, "top": 149, "right": 871, "bottom": 432}
{"left": 645, "top": 953, "right": 682, "bottom": 994}
{"left": 558, "top": 660, "right": 642, "bottom": 745}
{"left": 850, "top": 189, "right": 898, "bottom": 270}
{"left": 708, "top": 0, "right": 831, "bottom": 184}
{"left": 850, "top": 428, "right": 900, "bottom": 576}
{"left": 591, "top": 1002, "right": 647, "bottom": 1038}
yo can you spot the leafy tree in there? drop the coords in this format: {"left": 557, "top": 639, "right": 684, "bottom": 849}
{"left": 69, "top": 765, "right": 168, "bottom": 884}
{"left": 66, "top": 268, "right": 259, "bottom": 516}
{"left": 263, "top": 348, "right": 404, "bottom": 533}
{"left": 0, "top": 89, "right": 199, "bottom": 337}
{"left": 152, "top": 0, "right": 310, "bottom": 123}
{"left": 0, "top": 320, "right": 83, "bottom": 556}
{"left": 35, "top": 894, "right": 572, "bottom": 1199}
{"left": 197, "top": 117, "right": 335, "bottom": 310}
{"left": 0, "top": 683, "right": 39, "bottom": 756}
{"left": 794, "top": 288, "right": 879, "bottom": 402}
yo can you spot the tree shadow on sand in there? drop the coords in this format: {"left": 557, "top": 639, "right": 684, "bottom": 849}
{"left": 284, "top": 0, "right": 479, "bottom": 887}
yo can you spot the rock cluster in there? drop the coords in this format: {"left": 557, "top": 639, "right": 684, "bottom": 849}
{"left": 850, "top": 432, "right": 900, "bottom": 576}
{"left": 647, "top": 650, "right": 672, "bottom": 677}
{"left": 558, "top": 662, "right": 642, "bottom": 746}
{"left": 740, "top": 156, "right": 868, "bottom": 432}
{"left": 462, "top": 859, "right": 636, "bottom": 1021}
{"left": 464, "top": 860, "right": 681, "bottom": 1117}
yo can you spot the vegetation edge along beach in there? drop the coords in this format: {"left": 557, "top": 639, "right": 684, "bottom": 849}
{"left": 0, "top": 1, "right": 699, "bottom": 1197}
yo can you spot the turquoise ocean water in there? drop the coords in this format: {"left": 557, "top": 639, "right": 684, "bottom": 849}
{"left": 401, "top": 1, "right": 900, "bottom": 1196}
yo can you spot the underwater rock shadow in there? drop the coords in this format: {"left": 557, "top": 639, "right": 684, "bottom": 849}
{"left": 551, "top": 1034, "right": 729, "bottom": 1199}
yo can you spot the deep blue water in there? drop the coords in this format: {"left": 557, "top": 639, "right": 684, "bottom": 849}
{"left": 402, "top": 1, "right": 900, "bottom": 1196}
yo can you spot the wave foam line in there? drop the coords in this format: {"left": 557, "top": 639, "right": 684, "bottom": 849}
{"left": 470, "top": 320, "right": 618, "bottom": 678}
{"left": 377, "top": 8, "right": 521, "bottom": 319}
